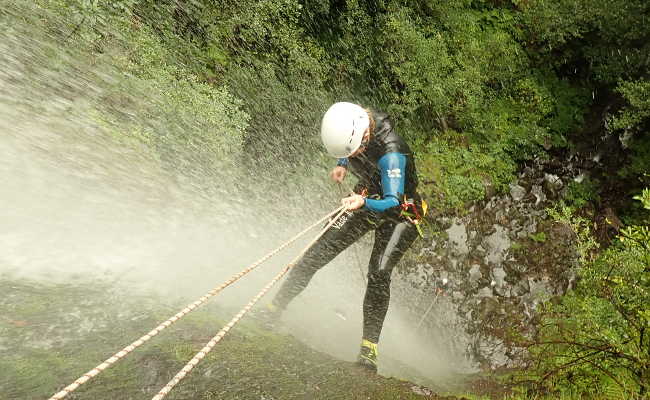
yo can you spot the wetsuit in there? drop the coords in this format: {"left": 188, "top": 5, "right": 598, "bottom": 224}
{"left": 272, "top": 112, "right": 420, "bottom": 343}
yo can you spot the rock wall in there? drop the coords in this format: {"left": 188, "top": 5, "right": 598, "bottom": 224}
{"left": 405, "top": 158, "right": 583, "bottom": 369}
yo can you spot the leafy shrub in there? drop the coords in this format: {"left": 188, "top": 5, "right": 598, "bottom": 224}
{"left": 562, "top": 178, "right": 601, "bottom": 209}
{"left": 20, "top": 0, "right": 646, "bottom": 210}
{"left": 611, "top": 80, "right": 650, "bottom": 184}
{"left": 522, "top": 191, "right": 650, "bottom": 398}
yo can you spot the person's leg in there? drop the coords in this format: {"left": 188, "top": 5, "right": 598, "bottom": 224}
{"left": 358, "top": 219, "right": 418, "bottom": 370}
{"left": 272, "top": 211, "right": 373, "bottom": 310}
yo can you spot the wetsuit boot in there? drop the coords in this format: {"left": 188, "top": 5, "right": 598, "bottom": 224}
{"left": 253, "top": 302, "right": 283, "bottom": 330}
{"left": 357, "top": 339, "right": 378, "bottom": 372}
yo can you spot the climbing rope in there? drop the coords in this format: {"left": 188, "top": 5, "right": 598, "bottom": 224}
{"left": 49, "top": 206, "right": 344, "bottom": 400}
{"left": 151, "top": 206, "right": 348, "bottom": 400}
{"left": 337, "top": 182, "right": 367, "bottom": 286}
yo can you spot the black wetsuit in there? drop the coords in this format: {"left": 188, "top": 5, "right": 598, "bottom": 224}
{"left": 272, "top": 112, "right": 420, "bottom": 343}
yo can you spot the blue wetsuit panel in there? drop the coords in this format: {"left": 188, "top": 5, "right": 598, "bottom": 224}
{"left": 337, "top": 158, "right": 349, "bottom": 167}
{"left": 365, "top": 152, "right": 406, "bottom": 212}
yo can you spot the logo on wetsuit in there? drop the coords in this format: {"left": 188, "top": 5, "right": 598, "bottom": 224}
{"left": 387, "top": 168, "right": 402, "bottom": 178}
{"left": 332, "top": 211, "right": 353, "bottom": 229}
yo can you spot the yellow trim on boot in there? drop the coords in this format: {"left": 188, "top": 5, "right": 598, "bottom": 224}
{"left": 361, "top": 339, "right": 378, "bottom": 357}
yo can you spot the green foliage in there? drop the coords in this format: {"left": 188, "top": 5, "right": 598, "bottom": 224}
{"left": 562, "top": 178, "right": 601, "bottom": 209}
{"left": 369, "top": 2, "right": 591, "bottom": 206}
{"left": 524, "top": 192, "right": 650, "bottom": 398}
{"left": 20, "top": 0, "right": 645, "bottom": 210}
{"left": 519, "top": 0, "right": 650, "bottom": 85}
{"left": 613, "top": 80, "right": 650, "bottom": 132}
{"left": 633, "top": 188, "right": 650, "bottom": 210}
{"left": 611, "top": 80, "right": 650, "bottom": 183}
{"left": 547, "top": 204, "right": 599, "bottom": 263}
{"left": 414, "top": 134, "right": 517, "bottom": 209}
{"left": 518, "top": 0, "right": 649, "bottom": 190}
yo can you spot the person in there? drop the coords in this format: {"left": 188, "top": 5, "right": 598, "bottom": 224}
{"left": 269, "top": 102, "right": 424, "bottom": 372}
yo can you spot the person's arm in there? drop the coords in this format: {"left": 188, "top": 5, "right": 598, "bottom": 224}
{"left": 364, "top": 152, "right": 406, "bottom": 212}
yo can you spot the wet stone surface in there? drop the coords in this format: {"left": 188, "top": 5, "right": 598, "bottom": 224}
{"left": 1, "top": 279, "right": 459, "bottom": 400}
{"left": 407, "top": 158, "right": 583, "bottom": 369}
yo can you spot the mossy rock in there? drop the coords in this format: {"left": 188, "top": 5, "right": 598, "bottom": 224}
{"left": 1, "top": 279, "right": 465, "bottom": 400}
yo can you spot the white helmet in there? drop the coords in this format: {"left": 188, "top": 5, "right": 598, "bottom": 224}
{"left": 320, "top": 102, "right": 370, "bottom": 158}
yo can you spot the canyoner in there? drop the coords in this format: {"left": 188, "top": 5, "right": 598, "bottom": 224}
{"left": 268, "top": 102, "right": 427, "bottom": 372}
{"left": 46, "top": 102, "right": 427, "bottom": 398}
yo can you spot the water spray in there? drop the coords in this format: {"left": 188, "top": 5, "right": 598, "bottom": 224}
{"left": 48, "top": 206, "right": 346, "bottom": 400}
{"left": 151, "top": 206, "right": 348, "bottom": 400}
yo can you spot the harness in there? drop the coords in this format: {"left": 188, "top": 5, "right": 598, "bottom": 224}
{"left": 400, "top": 195, "right": 428, "bottom": 237}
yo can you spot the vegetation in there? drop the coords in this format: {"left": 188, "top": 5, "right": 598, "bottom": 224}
{"left": 18, "top": 0, "right": 648, "bottom": 210}
{"left": 516, "top": 190, "right": 649, "bottom": 399}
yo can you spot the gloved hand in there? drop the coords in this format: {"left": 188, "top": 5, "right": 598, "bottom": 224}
{"left": 341, "top": 194, "right": 365, "bottom": 210}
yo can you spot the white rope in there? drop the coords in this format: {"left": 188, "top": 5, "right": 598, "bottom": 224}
{"left": 48, "top": 206, "right": 344, "bottom": 400}
{"left": 151, "top": 207, "right": 348, "bottom": 400}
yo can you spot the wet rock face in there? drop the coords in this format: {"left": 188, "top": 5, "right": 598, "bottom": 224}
{"left": 409, "top": 159, "right": 582, "bottom": 369}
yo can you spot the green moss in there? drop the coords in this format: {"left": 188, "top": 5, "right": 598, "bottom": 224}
{"left": 1, "top": 278, "right": 456, "bottom": 399}
{"left": 510, "top": 242, "right": 523, "bottom": 251}
{"left": 528, "top": 232, "right": 547, "bottom": 243}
